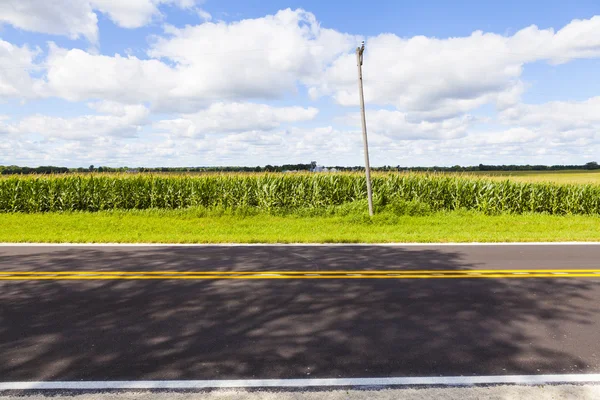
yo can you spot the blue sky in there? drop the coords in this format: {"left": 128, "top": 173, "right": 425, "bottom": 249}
{"left": 1, "top": 0, "right": 600, "bottom": 167}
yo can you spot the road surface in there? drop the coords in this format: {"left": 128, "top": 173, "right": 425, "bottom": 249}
{"left": 1, "top": 244, "right": 600, "bottom": 385}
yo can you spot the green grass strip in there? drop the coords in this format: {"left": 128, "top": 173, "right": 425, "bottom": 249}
{"left": 1, "top": 209, "right": 599, "bottom": 243}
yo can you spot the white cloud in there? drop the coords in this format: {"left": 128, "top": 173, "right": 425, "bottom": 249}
{"left": 87, "top": 100, "right": 149, "bottom": 116}
{"left": 1, "top": 103, "right": 149, "bottom": 140}
{"left": 3, "top": 9, "right": 600, "bottom": 167}
{"left": 0, "top": 39, "right": 42, "bottom": 98}
{"left": 0, "top": 0, "right": 202, "bottom": 43}
{"left": 153, "top": 118, "right": 199, "bottom": 138}
{"left": 500, "top": 97, "right": 600, "bottom": 133}
{"left": 0, "top": 115, "right": 19, "bottom": 135}
{"left": 0, "top": 0, "right": 99, "bottom": 42}
{"left": 463, "top": 127, "right": 542, "bottom": 145}
{"left": 39, "top": 9, "right": 357, "bottom": 111}
{"left": 312, "top": 16, "right": 600, "bottom": 119}
{"left": 184, "top": 125, "right": 361, "bottom": 164}
{"left": 17, "top": 11, "right": 600, "bottom": 120}
{"left": 149, "top": 8, "right": 356, "bottom": 79}
{"left": 5, "top": 9, "right": 600, "bottom": 119}
{"left": 2, "top": 117, "right": 598, "bottom": 167}
{"left": 342, "top": 110, "right": 473, "bottom": 140}
{"left": 89, "top": 0, "right": 199, "bottom": 29}
{"left": 42, "top": 43, "right": 176, "bottom": 103}
{"left": 155, "top": 102, "right": 318, "bottom": 137}
{"left": 487, "top": 97, "right": 600, "bottom": 152}
{"left": 1, "top": 121, "right": 363, "bottom": 167}
{"left": 196, "top": 8, "right": 212, "bottom": 22}
{"left": 90, "top": 0, "right": 162, "bottom": 29}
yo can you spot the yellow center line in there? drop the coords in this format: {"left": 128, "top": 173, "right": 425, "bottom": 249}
{"left": 0, "top": 269, "right": 599, "bottom": 280}
{"left": 1, "top": 269, "right": 599, "bottom": 275}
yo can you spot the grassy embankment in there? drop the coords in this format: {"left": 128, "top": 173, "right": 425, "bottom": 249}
{"left": 1, "top": 172, "right": 599, "bottom": 243}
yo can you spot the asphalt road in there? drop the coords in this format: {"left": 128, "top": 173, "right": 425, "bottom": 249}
{"left": 1, "top": 244, "right": 600, "bottom": 382}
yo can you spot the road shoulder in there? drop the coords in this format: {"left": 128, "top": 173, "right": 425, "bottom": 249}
{"left": 1, "top": 385, "right": 600, "bottom": 400}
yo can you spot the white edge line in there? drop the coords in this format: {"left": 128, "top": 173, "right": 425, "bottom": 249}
{"left": 1, "top": 242, "right": 600, "bottom": 247}
{"left": 2, "top": 375, "right": 600, "bottom": 390}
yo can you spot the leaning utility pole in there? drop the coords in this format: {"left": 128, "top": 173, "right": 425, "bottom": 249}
{"left": 356, "top": 40, "right": 374, "bottom": 216}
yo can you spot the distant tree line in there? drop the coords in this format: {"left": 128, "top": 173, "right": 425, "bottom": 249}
{"left": 0, "top": 162, "right": 598, "bottom": 175}
{"left": 0, "top": 163, "right": 318, "bottom": 174}
{"left": 395, "top": 161, "right": 600, "bottom": 172}
{"left": 0, "top": 166, "right": 71, "bottom": 175}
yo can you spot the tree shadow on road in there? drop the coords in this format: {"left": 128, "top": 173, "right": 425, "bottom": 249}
{"left": 0, "top": 246, "right": 598, "bottom": 380}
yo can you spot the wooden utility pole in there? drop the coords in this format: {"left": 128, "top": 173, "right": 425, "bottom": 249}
{"left": 356, "top": 41, "right": 374, "bottom": 216}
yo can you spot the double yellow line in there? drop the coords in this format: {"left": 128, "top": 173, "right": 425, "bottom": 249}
{"left": 1, "top": 269, "right": 600, "bottom": 280}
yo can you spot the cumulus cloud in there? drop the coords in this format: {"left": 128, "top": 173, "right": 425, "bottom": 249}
{"left": 196, "top": 8, "right": 212, "bottom": 22}
{"left": 87, "top": 100, "right": 149, "bottom": 116}
{"left": 11, "top": 9, "right": 596, "bottom": 138}
{"left": 38, "top": 9, "right": 357, "bottom": 111}
{"left": 184, "top": 125, "right": 362, "bottom": 164}
{"left": 155, "top": 102, "right": 318, "bottom": 137}
{"left": 1, "top": 103, "right": 149, "bottom": 140}
{"left": 9, "top": 10, "right": 600, "bottom": 120}
{"left": 153, "top": 118, "right": 199, "bottom": 138}
{"left": 90, "top": 0, "right": 201, "bottom": 29}
{"left": 0, "top": 0, "right": 203, "bottom": 43}
{"left": 500, "top": 97, "right": 600, "bottom": 133}
{"left": 312, "top": 16, "right": 600, "bottom": 119}
{"left": 2, "top": 121, "right": 362, "bottom": 167}
{"left": 2, "top": 117, "right": 598, "bottom": 167}
{"left": 42, "top": 43, "right": 176, "bottom": 103}
{"left": 0, "top": 115, "right": 19, "bottom": 135}
{"left": 489, "top": 97, "right": 600, "bottom": 152}
{"left": 2, "top": 100, "right": 316, "bottom": 150}
{"left": 148, "top": 8, "right": 356, "bottom": 82}
{"left": 0, "top": 0, "right": 99, "bottom": 42}
{"left": 3, "top": 9, "right": 600, "bottom": 167}
{"left": 341, "top": 110, "right": 473, "bottom": 140}
{"left": 0, "top": 39, "right": 42, "bottom": 98}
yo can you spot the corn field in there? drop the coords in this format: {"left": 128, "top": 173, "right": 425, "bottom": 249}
{"left": 1, "top": 173, "right": 600, "bottom": 215}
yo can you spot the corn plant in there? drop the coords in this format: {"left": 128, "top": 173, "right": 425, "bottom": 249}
{"left": 0, "top": 173, "right": 599, "bottom": 215}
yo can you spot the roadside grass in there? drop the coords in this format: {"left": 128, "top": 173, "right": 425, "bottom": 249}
{"left": 1, "top": 207, "right": 599, "bottom": 243}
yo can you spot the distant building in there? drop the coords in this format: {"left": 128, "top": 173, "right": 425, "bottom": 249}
{"left": 310, "top": 161, "right": 337, "bottom": 173}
